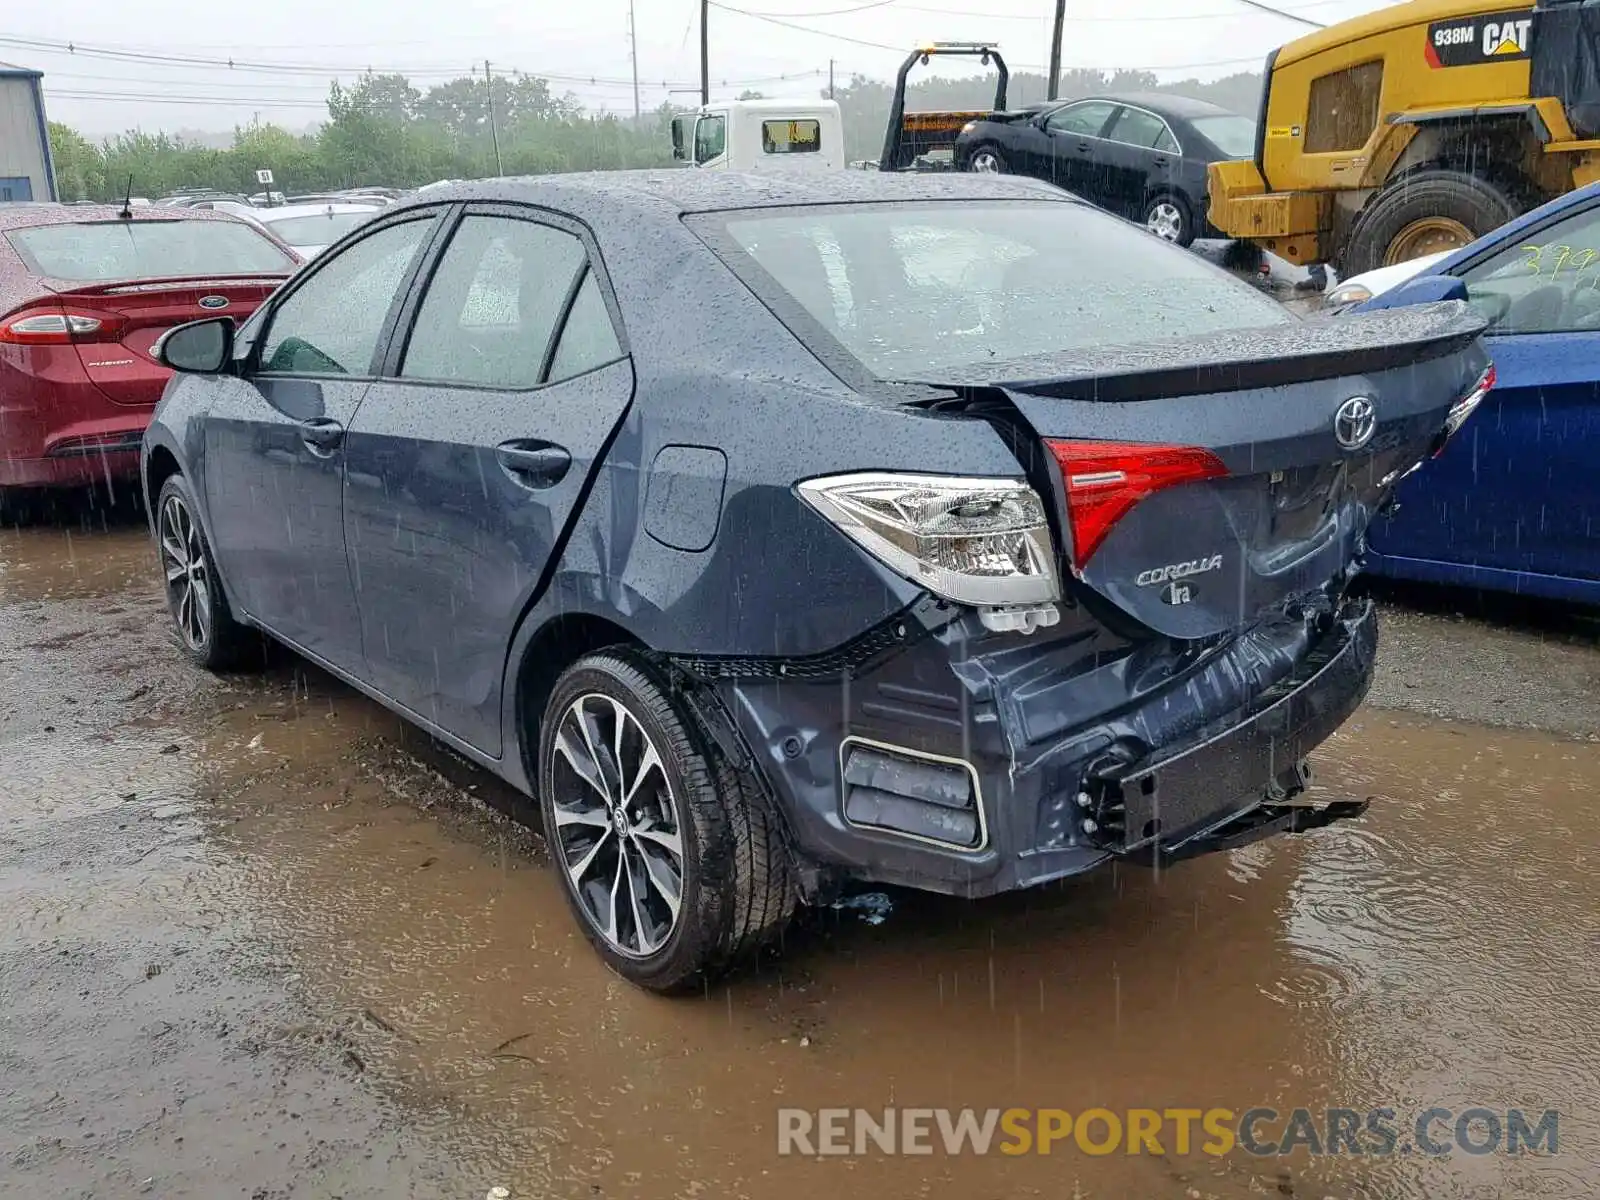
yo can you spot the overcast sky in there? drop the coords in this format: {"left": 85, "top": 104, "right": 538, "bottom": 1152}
{"left": 7, "top": 0, "right": 1393, "bottom": 134}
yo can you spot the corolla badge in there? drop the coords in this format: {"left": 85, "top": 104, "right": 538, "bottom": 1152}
{"left": 198, "top": 295, "right": 230, "bottom": 310}
{"left": 1334, "top": 396, "right": 1377, "bottom": 450}
{"left": 1135, "top": 554, "right": 1223, "bottom": 588}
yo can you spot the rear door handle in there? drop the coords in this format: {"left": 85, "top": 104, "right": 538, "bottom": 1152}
{"left": 496, "top": 441, "right": 571, "bottom": 489}
{"left": 298, "top": 417, "right": 343, "bottom": 454}
{"left": 1076, "top": 141, "right": 1092, "bottom": 152}
{"left": 1151, "top": 156, "right": 1169, "bottom": 167}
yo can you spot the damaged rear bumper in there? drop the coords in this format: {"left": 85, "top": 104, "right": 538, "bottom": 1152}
{"left": 700, "top": 596, "right": 1378, "bottom": 900}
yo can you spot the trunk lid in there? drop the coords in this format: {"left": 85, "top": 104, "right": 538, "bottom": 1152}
{"left": 42, "top": 275, "right": 286, "bottom": 407}
{"left": 932, "top": 303, "right": 1490, "bottom": 639}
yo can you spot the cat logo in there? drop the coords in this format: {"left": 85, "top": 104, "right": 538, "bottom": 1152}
{"left": 1483, "top": 16, "right": 1533, "bottom": 55}
{"left": 1426, "top": 9, "right": 1533, "bottom": 68}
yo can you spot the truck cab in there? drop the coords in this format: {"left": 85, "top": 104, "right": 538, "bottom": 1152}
{"left": 670, "top": 100, "right": 845, "bottom": 172}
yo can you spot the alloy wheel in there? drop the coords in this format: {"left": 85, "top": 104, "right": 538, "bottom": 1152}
{"left": 158, "top": 493, "right": 211, "bottom": 652}
{"left": 1146, "top": 201, "right": 1183, "bottom": 242}
{"left": 550, "top": 692, "right": 685, "bottom": 958}
{"left": 970, "top": 150, "right": 1001, "bottom": 174}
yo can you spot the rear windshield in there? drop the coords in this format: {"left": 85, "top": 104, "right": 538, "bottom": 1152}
{"left": 1190, "top": 114, "right": 1257, "bottom": 159}
{"left": 5, "top": 218, "right": 297, "bottom": 281}
{"left": 690, "top": 200, "right": 1290, "bottom": 379}
{"left": 263, "top": 211, "right": 373, "bottom": 246}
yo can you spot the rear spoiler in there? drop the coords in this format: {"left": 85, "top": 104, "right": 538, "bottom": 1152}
{"left": 918, "top": 303, "right": 1487, "bottom": 402}
{"left": 41, "top": 275, "right": 290, "bottom": 296}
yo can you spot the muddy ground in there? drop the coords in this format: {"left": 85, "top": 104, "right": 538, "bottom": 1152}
{"left": 3, "top": 499, "right": 1598, "bottom": 1200}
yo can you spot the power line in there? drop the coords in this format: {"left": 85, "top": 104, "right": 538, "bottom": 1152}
{"left": 707, "top": 4, "right": 1268, "bottom": 71}
{"left": 8, "top": 35, "right": 823, "bottom": 92}
{"left": 1227, "top": 0, "right": 1327, "bottom": 27}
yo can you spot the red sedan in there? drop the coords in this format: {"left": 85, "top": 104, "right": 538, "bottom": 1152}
{"left": 0, "top": 204, "right": 300, "bottom": 494}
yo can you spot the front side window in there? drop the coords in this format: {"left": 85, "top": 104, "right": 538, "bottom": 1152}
{"left": 695, "top": 115, "right": 727, "bottom": 164}
{"left": 1458, "top": 204, "right": 1600, "bottom": 334}
{"left": 693, "top": 200, "right": 1291, "bottom": 379}
{"left": 1109, "top": 108, "right": 1179, "bottom": 153}
{"left": 762, "top": 120, "right": 821, "bottom": 154}
{"left": 1044, "top": 101, "right": 1117, "bottom": 138}
{"left": 400, "top": 214, "right": 587, "bottom": 389}
{"left": 257, "top": 217, "right": 435, "bottom": 376}
{"left": 1305, "top": 62, "right": 1383, "bottom": 154}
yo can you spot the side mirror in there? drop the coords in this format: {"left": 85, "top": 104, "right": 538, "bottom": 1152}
{"left": 1360, "top": 272, "right": 1469, "bottom": 311}
{"left": 156, "top": 317, "right": 234, "bottom": 374}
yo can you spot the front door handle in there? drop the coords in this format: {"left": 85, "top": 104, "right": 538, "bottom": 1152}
{"left": 496, "top": 441, "right": 571, "bottom": 489}
{"left": 1076, "top": 141, "right": 1092, "bottom": 152}
{"left": 298, "top": 417, "right": 343, "bottom": 455}
{"left": 1151, "top": 156, "right": 1168, "bottom": 168}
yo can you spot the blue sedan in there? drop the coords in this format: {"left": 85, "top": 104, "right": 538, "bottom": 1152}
{"left": 1354, "top": 181, "right": 1600, "bottom": 605}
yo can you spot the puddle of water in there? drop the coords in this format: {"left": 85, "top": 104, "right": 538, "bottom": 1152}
{"left": 0, "top": 525, "right": 155, "bottom": 603}
{"left": 169, "top": 684, "right": 1599, "bottom": 1199}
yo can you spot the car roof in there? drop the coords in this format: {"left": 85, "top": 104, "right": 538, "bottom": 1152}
{"left": 390, "top": 169, "right": 1072, "bottom": 222}
{"left": 253, "top": 202, "right": 382, "bottom": 220}
{"left": 1058, "top": 92, "right": 1239, "bottom": 120}
{"left": 0, "top": 203, "right": 254, "bottom": 232}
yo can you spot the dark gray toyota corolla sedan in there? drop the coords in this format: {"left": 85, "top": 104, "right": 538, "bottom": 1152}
{"left": 141, "top": 170, "right": 1491, "bottom": 991}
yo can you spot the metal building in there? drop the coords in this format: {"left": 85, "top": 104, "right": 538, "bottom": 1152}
{"left": 0, "top": 65, "right": 56, "bottom": 203}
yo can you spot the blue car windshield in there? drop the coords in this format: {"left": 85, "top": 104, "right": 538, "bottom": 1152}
{"left": 693, "top": 200, "right": 1291, "bottom": 379}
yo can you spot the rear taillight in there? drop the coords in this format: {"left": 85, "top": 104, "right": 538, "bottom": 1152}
{"left": 1045, "top": 440, "right": 1229, "bottom": 566}
{"left": 1434, "top": 363, "right": 1494, "bottom": 456}
{"left": 0, "top": 307, "right": 124, "bottom": 345}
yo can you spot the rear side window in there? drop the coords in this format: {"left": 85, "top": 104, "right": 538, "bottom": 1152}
{"left": 5, "top": 219, "right": 296, "bottom": 281}
{"left": 690, "top": 200, "right": 1291, "bottom": 380}
{"left": 548, "top": 270, "right": 623, "bottom": 382}
{"left": 1305, "top": 62, "right": 1383, "bottom": 153}
{"left": 763, "top": 120, "right": 821, "bottom": 154}
{"left": 1109, "top": 108, "right": 1178, "bottom": 153}
{"left": 401, "top": 215, "right": 587, "bottom": 389}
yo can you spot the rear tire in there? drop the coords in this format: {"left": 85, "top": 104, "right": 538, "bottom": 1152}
{"left": 1342, "top": 169, "right": 1522, "bottom": 276}
{"left": 966, "top": 145, "right": 1008, "bottom": 174}
{"left": 154, "top": 474, "right": 261, "bottom": 672}
{"left": 1143, "top": 191, "right": 1194, "bottom": 247}
{"left": 538, "top": 649, "right": 796, "bottom": 993}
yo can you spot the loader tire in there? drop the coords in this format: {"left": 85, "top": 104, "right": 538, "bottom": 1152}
{"left": 1341, "top": 169, "right": 1522, "bottom": 276}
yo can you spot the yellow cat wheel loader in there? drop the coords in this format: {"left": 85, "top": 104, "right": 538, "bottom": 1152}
{"left": 1208, "top": 0, "right": 1600, "bottom": 273}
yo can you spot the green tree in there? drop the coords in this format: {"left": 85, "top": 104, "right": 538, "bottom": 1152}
{"left": 48, "top": 122, "right": 105, "bottom": 200}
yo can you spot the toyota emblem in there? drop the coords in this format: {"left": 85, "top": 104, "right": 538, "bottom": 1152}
{"left": 1333, "top": 396, "right": 1376, "bottom": 451}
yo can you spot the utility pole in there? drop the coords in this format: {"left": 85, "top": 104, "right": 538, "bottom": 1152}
{"left": 700, "top": 0, "right": 710, "bottom": 105}
{"left": 828, "top": 58, "right": 835, "bottom": 100}
{"left": 1047, "top": 0, "right": 1066, "bottom": 100}
{"left": 484, "top": 59, "right": 504, "bottom": 176}
{"left": 628, "top": 0, "right": 641, "bottom": 121}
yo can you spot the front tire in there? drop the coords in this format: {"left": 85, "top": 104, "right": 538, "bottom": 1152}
{"left": 538, "top": 649, "right": 795, "bottom": 992}
{"left": 1342, "top": 169, "right": 1521, "bottom": 275}
{"left": 967, "top": 145, "right": 1008, "bottom": 174}
{"left": 1143, "top": 192, "right": 1194, "bottom": 246}
{"left": 155, "top": 474, "right": 260, "bottom": 671}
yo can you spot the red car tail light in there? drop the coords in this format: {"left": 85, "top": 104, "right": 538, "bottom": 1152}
{"left": 1045, "top": 439, "right": 1229, "bottom": 566}
{"left": 0, "top": 307, "right": 126, "bottom": 345}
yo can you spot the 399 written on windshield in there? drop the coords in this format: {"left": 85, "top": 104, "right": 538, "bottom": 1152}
{"left": 774, "top": 1105, "right": 1560, "bottom": 1158}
